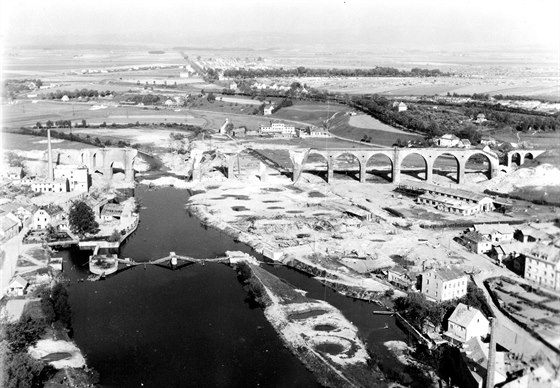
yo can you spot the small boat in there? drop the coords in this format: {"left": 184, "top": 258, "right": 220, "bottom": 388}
{"left": 384, "top": 323, "right": 389, "bottom": 329}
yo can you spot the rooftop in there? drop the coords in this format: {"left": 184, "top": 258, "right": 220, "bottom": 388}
{"left": 424, "top": 267, "right": 467, "bottom": 281}
{"left": 448, "top": 303, "right": 488, "bottom": 328}
{"left": 402, "top": 181, "right": 490, "bottom": 202}
{"left": 463, "top": 231, "right": 489, "bottom": 243}
{"left": 474, "top": 223, "right": 515, "bottom": 236}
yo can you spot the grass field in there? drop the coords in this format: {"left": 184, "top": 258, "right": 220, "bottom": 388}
{"left": 272, "top": 101, "right": 348, "bottom": 126}
{"left": 2, "top": 132, "right": 96, "bottom": 151}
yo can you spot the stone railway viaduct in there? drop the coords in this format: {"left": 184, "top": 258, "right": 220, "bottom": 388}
{"left": 54, "top": 148, "right": 137, "bottom": 183}
{"left": 291, "top": 147, "right": 544, "bottom": 185}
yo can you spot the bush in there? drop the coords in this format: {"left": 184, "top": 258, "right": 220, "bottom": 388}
{"left": 3, "top": 316, "right": 47, "bottom": 353}
{"left": 4, "top": 352, "right": 47, "bottom": 388}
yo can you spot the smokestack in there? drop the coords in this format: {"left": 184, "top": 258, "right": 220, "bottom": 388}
{"left": 47, "top": 129, "right": 53, "bottom": 181}
{"left": 486, "top": 317, "right": 497, "bottom": 388}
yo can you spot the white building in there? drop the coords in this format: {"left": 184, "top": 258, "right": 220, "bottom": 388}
{"left": 421, "top": 267, "right": 468, "bottom": 302}
{"left": 259, "top": 122, "right": 296, "bottom": 137}
{"left": 436, "top": 134, "right": 462, "bottom": 147}
{"left": 445, "top": 303, "right": 489, "bottom": 344}
{"left": 524, "top": 244, "right": 560, "bottom": 291}
{"left": 61, "top": 95, "right": 70, "bottom": 102}
{"left": 474, "top": 224, "right": 515, "bottom": 244}
{"left": 298, "top": 127, "right": 332, "bottom": 138}
{"left": 54, "top": 165, "right": 89, "bottom": 192}
{"left": 1, "top": 166, "right": 23, "bottom": 180}
{"left": 263, "top": 105, "right": 274, "bottom": 115}
{"left": 31, "top": 178, "right": 69, "bottom": 193}
{"left": 229, "top": 81, "right": 238, "bottom": 90}
{"left": 32, "top": 206, "right": 64, "bottom": 230}
{"left": 7, "top": 276, "right": 28, "bottom": 296}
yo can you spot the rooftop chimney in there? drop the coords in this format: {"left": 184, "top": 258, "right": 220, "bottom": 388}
{"left": 47, "top": 129, "right": 54, "bottom": 181}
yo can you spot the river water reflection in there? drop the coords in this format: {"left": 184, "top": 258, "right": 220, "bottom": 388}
{"left": 66, "top": 185, "right": 405, "bottom": 387}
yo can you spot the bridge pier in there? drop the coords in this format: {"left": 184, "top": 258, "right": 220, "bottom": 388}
{"left": 359, "top": 163, "right": 367, "bottom": 183}
{"left": 103, "top": 166, "right": 113, "bottom": 180}
{"left": 125, "top": 168, "right": 135, "bottom": 182}
{"left": 226, "top": 154, "right": 237, "bottom": 179}
{"left": 326, "top": 164, "right": 334, "bottom": 183}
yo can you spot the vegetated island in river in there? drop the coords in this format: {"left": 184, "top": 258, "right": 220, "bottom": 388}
{"left": 234, "top": 258, "right": 386, "bottom": 388}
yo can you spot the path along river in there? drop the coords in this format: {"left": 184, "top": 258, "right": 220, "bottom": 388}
{"left": 63, "top": 185, "right": 407, "bottom": 387}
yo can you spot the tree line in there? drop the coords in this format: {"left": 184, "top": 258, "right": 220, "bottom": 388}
{"left": 45, "top": 88, "right": 113, "bottom": 100}
{"left": 223, "top": 66, "right": 450, "bottom": 79}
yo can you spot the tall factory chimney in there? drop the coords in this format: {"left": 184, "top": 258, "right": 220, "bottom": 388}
{"left": 486, "top": 317, "right": 497, "bottom": 388}
{"left": 47, "top": 128, "right": 54, "bottom": 181}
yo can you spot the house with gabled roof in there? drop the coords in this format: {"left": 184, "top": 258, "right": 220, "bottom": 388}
{"left": 460, "top": 336, "right": 507, "bottom": 388}
{"left": 474, "top": 223, "right": 515, "bottom": 244}
{"left": 32, "top": 205, "right": 64, "bottom": 230}
{"left": 445, "top": 303, "right": 489, "bottom": 344}
{"left": 8, "top": 276, "right": 28, "bottom": 296}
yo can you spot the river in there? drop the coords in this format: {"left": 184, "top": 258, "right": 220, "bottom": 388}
{"left": 64, "top": 185, "right": 406, "bottom": 387}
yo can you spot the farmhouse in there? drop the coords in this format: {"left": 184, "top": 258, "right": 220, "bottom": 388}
{"left": 421, "top": 267, "right": 468, "bottom": 302}
{"left": 32, "top": 205, "right": 64, "bottom": 230}
{"left": 417, "top": 193, "right": 493, "bottom": 216}
{"left": 263, "top": 105, "right": 275, "bottom": 115}
{"left": 445, "top": 303, "right": 489, "bottom": 345}
{"left": 61, "top": 95, "right": 70, "bottom": 102}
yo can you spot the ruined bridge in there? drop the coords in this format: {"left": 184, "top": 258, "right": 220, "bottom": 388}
{"left": 53, "top": 147, "right": 137, "bottom": 182}
{"left": 291, "top": 147, "right": 545, "bottom": 185}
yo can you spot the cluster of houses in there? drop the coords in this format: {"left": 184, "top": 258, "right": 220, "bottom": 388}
{"left": 385, "top": 262, "right": 559, "bottom": 387}
{"left": 462, "top": 222, "right": 560, "bottom": 291}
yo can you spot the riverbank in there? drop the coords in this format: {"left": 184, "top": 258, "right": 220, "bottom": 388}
{"left": 235, "top": 260, "right": 386, "bottom": 388}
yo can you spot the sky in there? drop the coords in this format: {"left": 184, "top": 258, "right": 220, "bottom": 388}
{"left": 1, "top": 0, "right": 559, "bottom": 52}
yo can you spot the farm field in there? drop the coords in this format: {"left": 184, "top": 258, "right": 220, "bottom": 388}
{"left": 272, "top": 101, "right": 348, "bottom": 126}
{"left": 2, "top": 132, "right": 95, "bottom": 151}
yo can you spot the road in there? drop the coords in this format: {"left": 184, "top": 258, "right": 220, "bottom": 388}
{"left": 445, "top": 235, "right": 559, "bottom": 367}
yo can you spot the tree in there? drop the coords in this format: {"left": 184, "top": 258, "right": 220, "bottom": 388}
{"left": 4, "top": 352, "right": 45, "bottom": 388}
{"left": 4, "top": 316, "right": 46, "bottom": 353}
{"left": 69, "top": 201, "right": 99, "bottom": 238}
{"left": 207, "top": 92, "right": 216, "bottom": 102}
{"left": 6, "top": 152, "right": 24, "bottom": 167}
{"left": 81, "top": 119, "right": 87, "bottom": 128}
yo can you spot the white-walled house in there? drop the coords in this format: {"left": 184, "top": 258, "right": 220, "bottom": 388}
{"left": 7, "top": 276, "right": 28, "bottom": 296}
{"left": 32, "top": 206, "right": 64, "bottom": 230}
{"left": 445, "top": 303, "right": 489, "bottom": 344}
{"left": 259, "top": 122, "right": 296, "bottom": 137}
{"left": 421, "top": 267, "right": 468, "bottom": 302}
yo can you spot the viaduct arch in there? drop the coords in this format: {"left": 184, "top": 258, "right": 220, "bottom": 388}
{"left": 296, "top": 147, "right": 507, "bottom": 185}
{"left": 80, "top": 148, "right": 137, "bottom": 182}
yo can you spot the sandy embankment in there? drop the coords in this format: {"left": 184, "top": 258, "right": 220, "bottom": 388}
{"left": 29, "top": 339, "right": 86, "bottom": 369}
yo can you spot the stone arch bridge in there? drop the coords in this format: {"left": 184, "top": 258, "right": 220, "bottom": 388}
{"left": 52, "top": 148, "right": 137, "bottom": 183}
{"left": 292, "top": 147, "right": 543, "bottom": 185}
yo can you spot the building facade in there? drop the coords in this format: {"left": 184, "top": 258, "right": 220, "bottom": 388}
{"left": 421, "top": 268, "right": 468, "bottom": 302}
